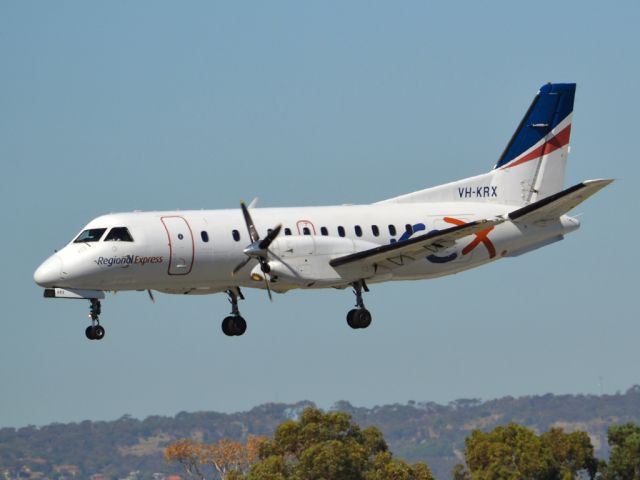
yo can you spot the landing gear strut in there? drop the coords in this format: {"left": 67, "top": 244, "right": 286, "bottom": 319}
{"left": 85, "top": 298, "right": 105, "bottom": 340}
{"left": 222, "top": 288, "right": 247, "bottom": 337}
{"left": 347, "top": 280, "right": 372, "bottom": 329}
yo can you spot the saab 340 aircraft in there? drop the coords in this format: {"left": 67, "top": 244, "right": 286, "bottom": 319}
{"left": 34, "top": 83, "right": 611, "bottom": 340}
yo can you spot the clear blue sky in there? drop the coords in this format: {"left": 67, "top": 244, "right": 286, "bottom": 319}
{"left": 1, "top": 1, "right": 637, "bottom": 428}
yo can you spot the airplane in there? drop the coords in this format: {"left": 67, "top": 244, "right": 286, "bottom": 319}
{"left": 34, "top": 82, "right": 612, "bottom": 340}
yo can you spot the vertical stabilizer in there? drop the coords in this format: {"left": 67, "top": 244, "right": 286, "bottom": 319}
{"left": 493, "top": 82, "right": 575, "bottom": 204}
{"left": 379, "top": 83, "right": 576, "bottom": 206}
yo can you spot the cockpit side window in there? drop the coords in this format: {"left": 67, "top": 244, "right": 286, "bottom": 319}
{"left": 104, "top": 227, "right": 134, "bottom": 242}
{"left": 74, "top": 228, "right": 107, "bottom": 243}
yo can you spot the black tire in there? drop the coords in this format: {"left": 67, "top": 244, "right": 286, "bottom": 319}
{"left": 357, "top": 309, "right": 372, "bottom": 329}
{"left": 221, "top": 316, "right": 234, "bottom": 336}
{"left": 232, "top": 316, "right": 247, "bottom": 336}
{"left": 93, "top": 325, "right": 106, "bottom": 340}
{"left": 85, "top": 326, "right": 95, "bottom": 340}
{"left": 346, "top": 309, "right": 359, "bottom": 329}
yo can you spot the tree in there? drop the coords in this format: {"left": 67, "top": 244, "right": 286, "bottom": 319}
{"left": 602, "top": 422, "right": 640, "bottom": 479}
{"left": 165, "top": 436, "right": 267, "bottom": 480}
{"left": 541, "top": 428, "right": 598, "bottom": 479}
{"left": 241, "top": 407, "right": 434, "bottom": 480}
{"left": 165, "top": 439, "right": 205, "bottom": 480}
{"left": 459, "top": 423, "right": 549, "bottom": 480}
{"left": 453, "top": 423, "right": 599, "bottom": 480}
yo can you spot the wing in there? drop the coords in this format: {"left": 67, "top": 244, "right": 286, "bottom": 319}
{"left": 329, "top": 217, "right": 505, "bottom": 271}
{"left": 509, "top": 179, "right": 613, "bottom": 224}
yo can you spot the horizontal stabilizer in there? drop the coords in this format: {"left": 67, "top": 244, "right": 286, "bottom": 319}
{"left": 330, "top": 217, "right": 504, "bottom": 270}
{"left": 509, "top": 179, "right": 613, "bottom": 223}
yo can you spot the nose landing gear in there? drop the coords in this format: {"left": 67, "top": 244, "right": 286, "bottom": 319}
{"left": 222, "top": 288, "right": 247, "bottom": 337}
{"left": 85, "top": 299, "right": 105, "bottom": 340}
{"left": 347, "top": 280, "right": 372, "bottom": 329}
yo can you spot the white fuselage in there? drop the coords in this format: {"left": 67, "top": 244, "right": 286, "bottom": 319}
{"left": 34, "top": 202, "right": 579, "bottom": 296}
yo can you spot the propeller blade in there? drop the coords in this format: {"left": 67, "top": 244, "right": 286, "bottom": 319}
{"left": 240, "top": 201, "right": 260, "bottom": 243}
{"left": 259, "top": 224, "right": 282, "bottom": 250}
{"left": 147, "top": 289, "right": 155, "bottom": 303}
{"left": 232, "top": 257, "right": 252, "bottom": 275}
{"left": 264, "top": 274, "right": 273, "bottom": 302}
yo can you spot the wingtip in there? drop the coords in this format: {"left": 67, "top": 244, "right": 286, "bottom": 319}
{"left": 582, "top": 178, "right": 615, "bottom": 190}
{"left": 584, "top": 178, "right": 614, "bottom": 184}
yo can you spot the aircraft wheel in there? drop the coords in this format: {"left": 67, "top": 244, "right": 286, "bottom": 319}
{"left": 85, "top": 326, "right": 95, "bottom": 340}
{"left": 222, "top": 316, "right": 235, "bottom": 336}
{"left": 356, "top": 309, "right": 372, "bottom": 329}
{"left": 346, "top": 309, "right": 359, "bottom": 329}
{"left": 232, "top": 316, "right": 247, "bottom": 336}
{"left": 93, "top": 325, "right": 106, "bottom": 340}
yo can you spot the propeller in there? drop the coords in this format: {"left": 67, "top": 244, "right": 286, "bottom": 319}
{"left": 147, "top": 289, "right": 155, "bottom": 303}
{"left": 232, "top": 201, "right": 282, "bottom": 300}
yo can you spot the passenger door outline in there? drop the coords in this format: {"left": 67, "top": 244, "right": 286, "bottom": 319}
{"left": 160, "top": 216, "right": 195, "bottom": 275}
{"left": 296, "top": 220, "right": 316, "bottom": 236}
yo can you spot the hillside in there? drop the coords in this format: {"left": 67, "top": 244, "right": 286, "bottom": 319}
{"left": 1, "top": 386, "right": 639, "bottom": 480}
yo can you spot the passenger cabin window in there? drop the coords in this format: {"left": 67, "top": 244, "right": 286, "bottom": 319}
{"left": 284, "top": 228, "right": 292, "bottom": 236}
{"left": 354, "top": 225, "right": 363, "bottom": 237}
{"left": 303, "top": 227, "right": 311, "bottom": 235}
{"left": 201, "top": 231, "right": 209, "bottom": 242}
{"left": 74, "top": 228, "right": 107, "bottom": 243}
{"left": 371, "top": 225, "right": 380, "bottom": 237}
{"left": 320, "top": 226, "right": 328, "bottom": 236}
{"left": 232, "top": 229, "right": 241, "bottom": 241}
{"left": 405, "top": 224, "right": 413, "bottom": 234}
{"left": 338, "top": 226, "right": 345, "bottom": 237}
{"left": 104, "top": 227, "right": 134, "bottom": 242}
{"left": 388, "top": 224, "right": 396, "bottom": 236}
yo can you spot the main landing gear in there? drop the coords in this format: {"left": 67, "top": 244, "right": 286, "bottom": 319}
{"left": 85, "top": 298, "right": 106, "bottom": 340}
{"left": 347, "top": 280, "right": 372, "bottom": 329}
{"left": 221, "top": 288, "right": 247, "bottom": 337}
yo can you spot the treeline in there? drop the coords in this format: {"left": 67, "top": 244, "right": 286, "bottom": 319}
{"left": 163, "top": 408, "right": 640, "bottom": 480}
{"left": 1, "top": 387, "right": 639, "bottom": 479}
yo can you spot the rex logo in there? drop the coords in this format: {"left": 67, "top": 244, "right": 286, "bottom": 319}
{"left": 427, "top": 217, "right": 496, "bottom": 264}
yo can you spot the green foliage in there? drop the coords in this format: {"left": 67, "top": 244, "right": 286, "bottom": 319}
{"left": 241, "top": 407, "right": 433, "bottom": 480}
{"left": 462, "top": 424, "right": 549, "bottom": 480}
{"left": 541, "top": 428, "right": 598, "bottom": 479}
{"left": 244, "top": 455, "right": 288, "bottom": 480}
{"left": 364, "top": 452, "right": 434, "bottom": 480}
{"left": 602, "top": 422, "right": 640, "bottom": 479}
{"left": 454, "top": 423, "right": 599, "bottom": 480}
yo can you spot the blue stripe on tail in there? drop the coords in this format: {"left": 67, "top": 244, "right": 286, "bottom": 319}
{"left": 494, "top": 83, "right": 576, "bottom": 169}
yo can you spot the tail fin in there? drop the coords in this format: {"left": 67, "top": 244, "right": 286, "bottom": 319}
{"left": 493, "top": 82, "right": 575, "bottom": 204}
{"left": 379, "top": 83, "right": 577, "bottom": 206}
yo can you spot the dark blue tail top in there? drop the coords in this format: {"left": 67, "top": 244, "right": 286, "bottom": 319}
{"left": 495, "top": 83, "right": 576, "bottom": 169}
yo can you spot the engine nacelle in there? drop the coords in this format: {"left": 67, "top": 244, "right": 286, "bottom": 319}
{"left": 250, "top": 235, "right": 379, "bottom": 288}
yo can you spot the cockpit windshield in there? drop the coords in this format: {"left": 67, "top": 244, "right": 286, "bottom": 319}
{"left": 74, "top": 228, "right": 107, "bottom": 243}
{"left": 104, "top": 227, "right": 134, "bottom": 242}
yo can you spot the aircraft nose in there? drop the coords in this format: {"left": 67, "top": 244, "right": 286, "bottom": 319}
{"left": 34, "top": 255, "right": 63, "bottom": 287}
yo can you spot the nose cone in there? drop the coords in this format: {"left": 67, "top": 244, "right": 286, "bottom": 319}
{"left": 34, "top": 255, "right": 63, "bottom": 287}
